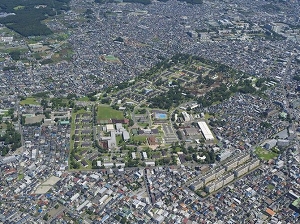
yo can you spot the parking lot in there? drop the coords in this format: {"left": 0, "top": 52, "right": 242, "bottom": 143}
{"left": 162, "top": 124, "right": 178, "bottom": 144}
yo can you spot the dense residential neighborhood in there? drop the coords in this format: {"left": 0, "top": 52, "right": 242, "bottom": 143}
{"left": 0, "top": 0, "right": 300, "bottom": 223}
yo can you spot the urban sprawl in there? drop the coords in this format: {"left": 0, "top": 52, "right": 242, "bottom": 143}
{"left": 0, "top": 0, "right": 299, "bottom": 223}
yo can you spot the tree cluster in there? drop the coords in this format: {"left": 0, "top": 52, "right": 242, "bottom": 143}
{"left": 0, "top": 122, "right": 21, "bottom": 155}
{"left": 148, "top": 87, "right": 186, "bottom": 110}
{"left": 293, "top": 75, "right": 300, "bottom": 81}
{"left": 0, "top": 0, "right": 70, "bottom": 37}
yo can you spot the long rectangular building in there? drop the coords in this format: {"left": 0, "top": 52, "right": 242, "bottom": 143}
{"left": 189, "top": 180, "right": 204, "bottom": 191}
{"left": 236, "top": 154, "right": 250, "bottom": 166}
{"left": 197, "top": 121, "right": 214, "bottom": 141}
{"left": 234, "top": 164, "right": 249, "bottom": 178}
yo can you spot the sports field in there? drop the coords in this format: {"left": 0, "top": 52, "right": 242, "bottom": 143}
{"left": 20, "top": 97, "right": 40, "bottom": 105}
{"left": 97, "top": 105, "right": 124, "bottom": 120}
{"left": 101, "top": 54, "right": 121, "bottom": 63}
{"left": 254, "top": 146, "right": 278, "bottom": 160}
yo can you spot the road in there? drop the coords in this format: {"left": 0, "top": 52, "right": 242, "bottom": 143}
{"left": 282, "top": 53, "right": 299, "bottom": 155}
{"left": 143, "top": 169, "right": 153, "bottom": 205}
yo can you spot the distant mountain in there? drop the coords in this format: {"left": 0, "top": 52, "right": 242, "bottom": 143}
{"left": 95, "top": 0, "right": 203, "bottom": 5}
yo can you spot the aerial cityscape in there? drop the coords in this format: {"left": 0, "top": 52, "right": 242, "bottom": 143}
{"left": 0, "top": 0, "right": 299, "bottom": 223}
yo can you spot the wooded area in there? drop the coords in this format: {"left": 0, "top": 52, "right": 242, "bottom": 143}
{"left": 0, "top": 0, "right": 70, "bottom": 36}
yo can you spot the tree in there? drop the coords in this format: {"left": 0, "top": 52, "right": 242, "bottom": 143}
{"left": 163, "top": 157, "right": 171, "bottom": 164}
{"left": 185, "top": 155, "right": 192, "bottom": 161}
{"left": 129, "top": 119, "right": 134, "bottom": 127}
{"left": 293, "top": 75, "right": 300, "bottom": 81}
{"left": 120, "top": 217, "right": 127, "bottom": 224}
{"left": 43, "top": 214, "right": 49, "bottom": 221}
{"left": 176, "top": 130, "right": 183, "bottom": 140}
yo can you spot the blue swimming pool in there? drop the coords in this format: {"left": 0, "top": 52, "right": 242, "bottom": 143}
{"left": 155, "top": 113, "right": 167, "bottom": 119}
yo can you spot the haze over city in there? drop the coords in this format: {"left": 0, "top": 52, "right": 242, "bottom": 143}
{"left": 0, "top": 0, "right": 299, "bottom": 223}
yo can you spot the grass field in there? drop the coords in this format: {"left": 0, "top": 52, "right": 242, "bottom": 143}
{"left": 105, "top": 55, "right": 119, "bottom": 62}
{"left": 0, "top": 123, "right": 7, "bottom": 129}
{"left": 97, "top": 105, "right": 124, "bottom": 120}
{"left": 77, "top": 96, "right": 90, "bottom": 102}
{"left": 255, "top": 146, "right": 278, "bottom": 160}
{"left": 132, "top": 135, "right": 147, "bottom": 142}
{"left": 138, "top": 123, "right": 149, "bottom": 128}
{"left": 14, "top": 6, "right": 25, "bottom": 10}
{"left": 20, "top": 97, "right": 40, "bottom": 105}
{"left": 18, "top": 173, "right": 24, "bottom": 180}
{"left": 116, "top": 135, "right": 123, "bottom": 145}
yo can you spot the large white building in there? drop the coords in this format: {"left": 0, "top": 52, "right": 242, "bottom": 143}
{"left": 182, "top": 111, "right": 191, "bottom": 122}
{"left": 197, "top": 121, "right": 214, "bottom": 141}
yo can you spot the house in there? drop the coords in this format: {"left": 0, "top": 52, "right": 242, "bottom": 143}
{"left": 148, "top": 136, "right": 158, "bottom": 145}
{"left": 142, "top": 152, "right": 148, "bottom": 160}
{"left": 145, "top": 161, "right": 155, "bottom": 167}
{"left": 81, "top": 160, "right": 88, "bottom": 167}
{"left": 265, "top": 208, "right": 276, "bottom": 217}
{"left": 74, "top": 155, "right": 81, "bottom": 162}
{"left": 103, "top": 163, "right": 114, "bottom": 168}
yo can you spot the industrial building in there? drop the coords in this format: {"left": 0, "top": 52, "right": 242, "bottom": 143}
{"left": 197, "top": 121, "right": 214, "bottom": 141}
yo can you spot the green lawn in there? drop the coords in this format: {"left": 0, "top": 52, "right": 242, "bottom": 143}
{"left": 204, "top": 113, "right": 213, "bottom": 119}
{"left": 138, "top": 123, "right": 149, "bottom": 128}
{"left": 77, "top": 96, "right": 90, "bottom": 102}
{"left": 254, "top": 146, "right": 278, "bottom": 160}
{"left": 104, "top": 55, "right": 120, "bottom": 62}
{"left": 0, "top": 123, "right": 7, "bottom": 129}
{"left": 174, "top": 147, "right": 182, "bottom": 152}
{"left": 132, "top": 135, "right": 147, "bottom": 142}
{"left": 14, "top": 5, "right": 25, "bottom": 10}
{"left": 20, "top": 97, "right": 40, "bottom": 105}
{"left": 18, "top": 173, "right": 24, "bottom": 180}
{"left": 97, "top": 105, "right": 124, "bottom": 120}
{"left": 116, "top": 135, "right": 123, "bottom": 145}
